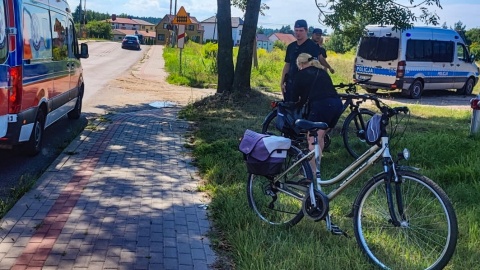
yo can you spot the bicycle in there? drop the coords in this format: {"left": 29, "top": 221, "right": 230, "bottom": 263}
{"left": 262, "top": 81, "right": 377, "bottom": 158}
{"left": 247, "top": 99, "right": 458, "bottom": 269}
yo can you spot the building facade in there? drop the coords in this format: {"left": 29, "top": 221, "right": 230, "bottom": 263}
{"left": 155, "top": 14, "right": 204, "bottom": 46}
{"left": 106, "top": 17, "right": 156, "bottom": 43}
{"left": 256, "top": 33, "right": 273, "bottom": 52}
{"left": 200, "top": 16, "right": 244, "bottom": 45}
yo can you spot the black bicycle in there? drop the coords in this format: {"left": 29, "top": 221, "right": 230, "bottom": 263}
{"left": 262, "top": 82, "right": 379, "bottom": 158}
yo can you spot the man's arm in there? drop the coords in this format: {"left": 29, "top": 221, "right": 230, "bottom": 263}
{"left": 281, "top": 63, "right": 290, "bottom": 96}
{"left": 319, "top": 55, "right": 335, "bottom": 74}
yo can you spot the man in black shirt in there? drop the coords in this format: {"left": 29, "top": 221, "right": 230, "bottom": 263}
{"left": 281, "top": 19, "right": 320, "bottom": 102}
{"left": 312, "top": 28, "right": 335, "bottom": 74}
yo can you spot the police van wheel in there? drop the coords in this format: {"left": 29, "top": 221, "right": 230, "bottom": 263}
{"left": 408, "top": 80, "right": 423, "bottom": 99}
{"left": 457, "top": 78, "right": 475, "bottom": 95}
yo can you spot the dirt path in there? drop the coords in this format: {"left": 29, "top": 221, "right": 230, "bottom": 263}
{"left": 83, "top": 45, "right": 216, "bottom": 115}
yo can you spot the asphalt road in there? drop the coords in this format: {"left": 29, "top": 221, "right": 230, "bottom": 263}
{"left": 0, "top": 41, "right": 146, "bottom": 200}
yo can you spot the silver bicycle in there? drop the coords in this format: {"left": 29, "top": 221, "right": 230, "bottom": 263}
{"left": 246, "top": 100, "right": 458, "bottom": 269}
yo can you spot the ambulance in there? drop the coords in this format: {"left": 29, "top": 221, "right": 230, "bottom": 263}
{"left": 354, "top": 25, "right": 479, "bottom": 99}
{"left": 0, "top": 0, "right": 88, "bottom": 155}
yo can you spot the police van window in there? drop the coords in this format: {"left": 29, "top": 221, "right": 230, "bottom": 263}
{"left": 406, "top": 40, "right": 452, "bottom": 62}
{"left": 51, "top": 13, "right": 68, "bottom": 61}
{"left": 406, "top": 40, "right": 433, "bottom": 61}
{"left": 432, "top": 41, "right": 453, "bottom": 62}
{"left": 358, "top": 36, "right": 399, "bottom": 61}
{"left": 0, "top": 0, "right": 7, "bottom": 64}
{"left": 457, "top": 43, "right": 469, "bottom": 62}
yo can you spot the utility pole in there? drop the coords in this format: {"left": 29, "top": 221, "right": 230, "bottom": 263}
{"left": 79, "top": 0, "right": 82, "bottom": 37}
{"left": 82, "top": 0, "right": 87, "bottom": 38}
{"left": 212, "top": 14, "right": 216, "bottom": 42}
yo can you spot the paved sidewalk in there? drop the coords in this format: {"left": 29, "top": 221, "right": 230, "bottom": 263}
{"left": 0, "top": 108, "right": 217, "bottom": 269}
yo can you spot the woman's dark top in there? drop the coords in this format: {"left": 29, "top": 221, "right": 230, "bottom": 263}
{"left": 292, "top": 66, "right": 339, "bottom": 107}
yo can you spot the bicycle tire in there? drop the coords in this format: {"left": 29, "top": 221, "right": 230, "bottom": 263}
{"left": 342, "top": 109, "right": 375, "bottom": 158}
{"left": 261, "top": 109, "right": 282, "bottom": 136}
{"left": 261, "top": 108, "right": 331, "bottom": 150}
{"left": 353, "top": 170, "right": 458, "bottom": 270}
{"left": 246, "top": 145, "right": 313, "bottom": 227}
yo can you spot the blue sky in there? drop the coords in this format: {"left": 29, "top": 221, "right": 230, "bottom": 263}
{"left": 67, "top": 0, "right": 480, "bottom": 30}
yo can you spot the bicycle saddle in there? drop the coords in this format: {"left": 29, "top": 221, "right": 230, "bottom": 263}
{"left": 295, "top": 119, "right": 329, "bottom": 132}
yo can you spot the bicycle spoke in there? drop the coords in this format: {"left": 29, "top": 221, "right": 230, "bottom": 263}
{"left": 246, "top": 146, "right": 312, "bottom": 227}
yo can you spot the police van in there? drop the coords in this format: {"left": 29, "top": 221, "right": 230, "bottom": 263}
{"left": 0, "top": 0, "right": 88, "bottom": 155}
{"left": 353, "top": 25, "right": 479, "bottom": 99}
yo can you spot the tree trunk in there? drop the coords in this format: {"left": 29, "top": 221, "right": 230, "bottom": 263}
{"left": 232, "top": 0, "right": 261, "bottom": 92}
{"left": 216, "top": 0, "right": 234, "bottom": 93}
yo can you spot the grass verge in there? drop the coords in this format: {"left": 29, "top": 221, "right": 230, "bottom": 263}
{"left": 180, "top": 89, "right": 480, "bottom": 269}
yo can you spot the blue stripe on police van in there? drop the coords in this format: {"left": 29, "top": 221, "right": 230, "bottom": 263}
{"left": 355, "top": 65, "right": 396, "bottom": 76}
{"left": 356, "top": 65, "right": 476, "bottom": 78}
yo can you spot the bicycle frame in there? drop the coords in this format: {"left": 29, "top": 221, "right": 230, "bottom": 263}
{"left": 274, "top": 135, "right": 392, "bottom": 201}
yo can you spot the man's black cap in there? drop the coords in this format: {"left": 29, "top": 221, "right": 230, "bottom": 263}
{"left": 294, "top": 19, "right": 308, "bottom": 29}
{"left": 312, "top": 28, "right": 322, "bottom": 35}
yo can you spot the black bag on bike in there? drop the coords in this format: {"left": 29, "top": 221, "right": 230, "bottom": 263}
{"left": 365, "top": 114, "right": 382, "bottom": 145}
{"left": 239, "top": 129, "right": 292, "bottom": 176}
{"left": 275, "top": 102, "right": 305, "bottom": 136}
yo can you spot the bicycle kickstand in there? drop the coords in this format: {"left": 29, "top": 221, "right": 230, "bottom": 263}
{"left": 325, "top": 214, "right": 349, "bottom": 238}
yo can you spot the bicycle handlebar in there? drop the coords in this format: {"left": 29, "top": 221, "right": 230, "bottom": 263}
{"left": 334, "top": 79, "right": 371, "bottom": 94}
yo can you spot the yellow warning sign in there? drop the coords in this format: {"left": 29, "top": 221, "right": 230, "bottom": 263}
{"left": 172, "top": 6, "right": 192, "bottom": 25}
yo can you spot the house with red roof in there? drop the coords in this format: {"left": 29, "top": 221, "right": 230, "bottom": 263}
{"left": 268, "top": 33, "right": 296, "bottom": 45}
{"left": 106, "top": 17, "right": 156, "bottom": 44}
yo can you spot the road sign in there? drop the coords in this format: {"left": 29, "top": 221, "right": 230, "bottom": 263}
{"left": 172, "top": 6, "right": 192, "bottom": 25}
{"left": 177, "top": 25, "right": 186, "bottom": 49}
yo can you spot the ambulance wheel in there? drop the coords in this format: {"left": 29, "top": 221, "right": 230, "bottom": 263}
{"left": 408, "top": 80, "right": 423, "bottom": 99}
{"left": 23, "top": 109, "right": 45, "bottom": 156}
{"left": 68, "top": 91, "right": 83, "bottom": 119}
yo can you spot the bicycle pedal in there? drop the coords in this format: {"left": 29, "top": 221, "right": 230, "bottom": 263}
{"left": 330, "top": 224, "right": 349, "bottom": 238}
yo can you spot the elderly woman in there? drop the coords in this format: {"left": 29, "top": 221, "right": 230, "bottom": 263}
{"left": 292, "top": 53, "right": 343, "bottom": 170}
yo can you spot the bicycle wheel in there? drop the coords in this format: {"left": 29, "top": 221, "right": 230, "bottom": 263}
{"left": 342, "top": 109, "right": 375, "bottom": 158}
{"left": 261, "top": 109, "right": 282, "bottom": 136}
{"left": 353, "top": 170, "right": 458, "bottom": 270}
{"left": 247, "top": 145, "right": 313, "bottom": 227}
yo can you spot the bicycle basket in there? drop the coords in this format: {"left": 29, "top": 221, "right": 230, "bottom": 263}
{"left": 239, "top": 129, "right": 292, "bottom": 176}
{"left": 366, "top": 114, "right": 382, "bottom": 145}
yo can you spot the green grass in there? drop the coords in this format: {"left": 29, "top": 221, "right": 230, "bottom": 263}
{"left": 170, "top": 42, "right": 480, "bottom": 268}
{"left": 180, "top": 90, "right": 480, "bottom": 269}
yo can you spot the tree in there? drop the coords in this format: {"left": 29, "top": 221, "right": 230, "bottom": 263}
{"left": 453, "top": 21, "right": 467, "bottom": 43}
{"left": 85, "top": 21, "right": 112, "bottom": 39}
{"left": 232, "top": 0, "right": 262, "bottom": 92}
{"left": 466, "top": 28, "right": 480, "bottom": 45}
{"left": 216, "top": 0, "right": 264, "bottom": 93}
{"left": 279, "top": 25, "right": 293, "bottom": 34}
{"left": 466, "top": 28, "right": 480, "bottom": 60}
{"left": 216, "top": 0, "right": 234, "bottom": 93}
{"left": 317, "top": 0, "right": 443, "bottom": 31}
